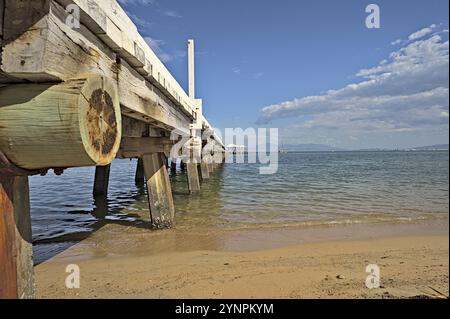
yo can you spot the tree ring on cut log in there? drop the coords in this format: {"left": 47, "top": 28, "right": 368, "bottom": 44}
{"left": 87, "top": 89, "right": 118, "bottom": 156}
{"left": 79, "top": 76, "right": 122, "bottom": 166}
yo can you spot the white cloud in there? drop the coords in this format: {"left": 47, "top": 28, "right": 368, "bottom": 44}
{"left": 252, "top": 72, "right": 264, "bottom": 79}
{"left": 160, "top": 10, "right": 183, "bottom": 18}
{"left": 144, "top": 37, "right": 185, "bottom": 63}
{"left": 118, "top": 0, "right": 156, "bottom": 5}
{"left": 408, "top": 24, "right": 436, "bottom": 40}
{"left": 257, "top": 26, "right": 449, "bottom": 148}
{"left": 127, "top": 12, "right": 152, "bottom": 30}
{"left": 144, "top": 37, "right": 172, "bottom": 63}
{"left": 118, "top": 0, "right": 182, "bottom": 18}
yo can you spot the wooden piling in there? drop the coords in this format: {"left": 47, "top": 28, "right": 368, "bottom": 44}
{"left": 142, "top": 153, "right": 175, "bottom": 228}
{"left": 200, "top": 161, "right": 210, "bottom": 180}
{"left": 91, "top": 195, "right": 109, "bottom": 219}
{"left": 93, "top": 164, "right": 111, "bottom": 196}
{"left": 180, "top": 160, "right": 186, "bottom": 172}
{"left": 0, "top": 175, "right": 35, "bottom": 299}
{"left": 170, "top": 160, "right": 177, "bottom": 173}
{"left": 208, "top": 161, "right": 215, "bottom": 174}
{"left": 135, "top": 158, "right": 145, "bottom": 185}
{"left": 187, "top": 163, "right": 201, "bottom": 193}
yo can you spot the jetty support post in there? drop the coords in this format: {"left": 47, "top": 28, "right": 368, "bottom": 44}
{"left": 93, "top": 164, "right": 111, "bottom": 197}
{"left": 186, "top": 131, "right": 201, "bottom": 193}
{"left": 135, "top": 158, "right": 145, "bottom": 185}
{"left": 208, "top": 142, "right": 215, "bottom": 174}
{"left": 170, "top": 159, "right": 177, "bottom": 173}
{"left": 142, "top": 153, "right": 175, "bottom": 228}
{"left": 119, "top": 137, "right": 177, "bottom": 228}
{"left": 200, "top": 159, "right": 210, "bottom": 180}
{"left": 180, "top": 160, "right": 186, "bottom": 172}
{"left": 200, "top": 138, "right": 210, "bottom": 180}
{"left": 0, "top": 174, "right": 35, "bottom": 299}
{"left": 186, "top": 161, "right": 201, "bottom": 193}
{"left": 221, "top": 147, "right": 226, "bottom": 165}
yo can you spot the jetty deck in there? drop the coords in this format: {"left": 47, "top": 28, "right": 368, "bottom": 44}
{"left": 0, "top": 0, "right": 224, "bottom": 298}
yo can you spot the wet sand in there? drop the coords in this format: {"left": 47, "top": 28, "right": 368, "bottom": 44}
{"left": 35, "top": 220, "right": 449, "bottom": 299}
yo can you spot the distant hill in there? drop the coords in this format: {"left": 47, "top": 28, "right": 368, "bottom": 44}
{"left": 282, "top": 144, "right": 347, "bottom": 152}
{"left": 252, "top": 143, "right": 448, "bottom": 152}
{"left": 279, "top": 143, "right": 449, "bottom": 152}
{"left": 354, "top": 148, "right": 390, "bottom": 152}
{"left": 353, "top": 144, "right": 449, "bottom": 151}
{"left": 410, "top": 144, "right": 449, "bottom": 151}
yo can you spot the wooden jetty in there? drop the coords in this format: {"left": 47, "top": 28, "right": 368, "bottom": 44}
{"left": 0, "top": 0, "right": 224, "bottom": 298}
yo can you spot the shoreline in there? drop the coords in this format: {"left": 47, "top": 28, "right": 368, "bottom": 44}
{"left": 35, "top": 219, "right": 449, "bottom": 298}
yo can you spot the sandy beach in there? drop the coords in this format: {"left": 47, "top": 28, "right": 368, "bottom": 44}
{"left": 35, "top": 220, "right": 449, "bottom": 299}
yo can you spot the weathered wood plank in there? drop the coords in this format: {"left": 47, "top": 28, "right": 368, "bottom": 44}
{"left": 143, "top": 153, "right": 175, "bottom": 228}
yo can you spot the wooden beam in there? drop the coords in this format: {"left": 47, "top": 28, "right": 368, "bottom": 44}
{"left": 2, "top": 0, "right": 50, "bottom": 45}
{"left": 142, "top": 153, "right": 174, "bottom": 228}
{"left": 0, "top": 175, "right": 35, "bottom": 299}
{"left": 118, "top": 137, "right": 173, "bottom": 159}
{"left": 0, "top": 76, "right": 122, "bottom": 170}
{"left": 54, "top": 0, "right": 196, "bottom": 118}
{"left": 93, "top": 164, "right": 111, "bottom": 197}
{"left": 121, "top": 115, "right": 148, "bottom": 138}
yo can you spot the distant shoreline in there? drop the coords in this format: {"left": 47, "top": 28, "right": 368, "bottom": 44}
{"left": 241, "top": 144, "right": 449, "bottom": 153}
{"left": 243, "top": 149, "right": 449, "bottom": 153}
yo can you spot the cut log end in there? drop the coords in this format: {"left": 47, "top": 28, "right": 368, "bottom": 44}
{"left": 0, "top": 75, "right": 122, "bottom": 170}
{"left": 79, "top": 75, "right": 121, "bottom": 167}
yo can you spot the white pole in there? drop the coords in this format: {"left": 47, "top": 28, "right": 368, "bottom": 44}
{"left": 188, "top": 39, "right": 195, "bottom": 99}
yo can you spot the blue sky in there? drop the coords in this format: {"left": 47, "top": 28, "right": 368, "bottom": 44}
{"left": 118, "top": 0, "right": 449, "bottom": 149}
